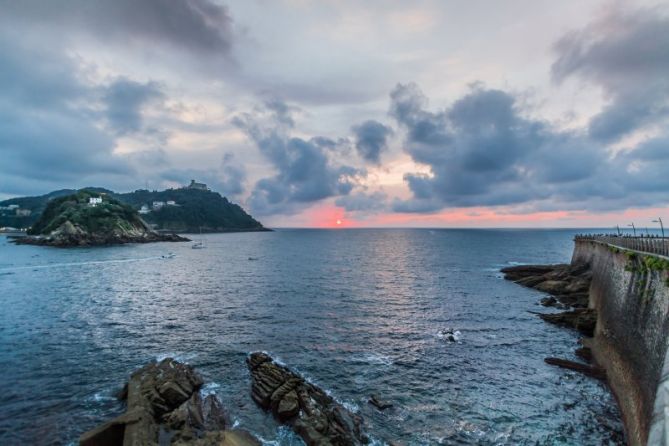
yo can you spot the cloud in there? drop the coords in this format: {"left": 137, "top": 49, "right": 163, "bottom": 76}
{"left": 335, "top": 191, "right": 388, "bottom": 212}
{"left": 0, "top": 33, "right": 132, "bottom": 188}
{"left": 351, "top": 120, "right": 393, "bottom": 164}
{"left": 1, "top": 0, "right": 235, "bottom": 55}
{"left": 104, "top": 78, "right": 165, "bottom": 135}
{"left": 219, "top": 153, "right": 246, "bottom": 197}
{"left": 234, "top": 100, "right": 363, "bottom": 215}
{"left": 389, "top": 81, "right": 669, "bottom": 213}
{"left": 552, "top": 5, "right": 669, "bottom": 142}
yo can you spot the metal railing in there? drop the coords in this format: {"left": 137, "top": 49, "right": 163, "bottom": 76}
{"left": 575, "top": 234, "right": 669, "bottom": 257}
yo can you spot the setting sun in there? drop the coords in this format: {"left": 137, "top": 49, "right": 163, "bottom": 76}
{"left": 336, "top": 219, "right": 342, "bottom": 225}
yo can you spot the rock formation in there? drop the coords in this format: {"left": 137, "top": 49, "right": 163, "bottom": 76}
{"left": 13, "top": 190, "right": 190, "bottom": 247}
{"left": 501, "top": 262, "right": 605, "bottom": 381}
{"left": 247, "top": 352, "right": 368, "bottom": 446}
{"left": 80, "top": 358, "right": 260, "bottom": 446}
{"left": 501, "top": 262, "right": 595, "bottom": 332}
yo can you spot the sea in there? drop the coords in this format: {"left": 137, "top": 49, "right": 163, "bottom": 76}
{"left": 0, "top": 229, "right": 625, "bottom": 445}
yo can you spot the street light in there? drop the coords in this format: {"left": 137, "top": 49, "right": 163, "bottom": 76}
{"left": 653, "top": 218, "right": 665, "bottom": 238}
{"left": 628, "top": 223, "right": 636, "bottom": 237}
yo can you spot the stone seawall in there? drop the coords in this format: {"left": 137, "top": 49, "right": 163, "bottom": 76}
{"left": 572, "top": 239, "right": 669, "bottom": 446}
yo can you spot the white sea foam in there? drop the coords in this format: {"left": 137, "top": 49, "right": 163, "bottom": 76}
{"left": 258, "top": 426, "right": 303, "bottom": 446}
{"left": 86, "top": 392, "right": 116, "bottom": 403}
{"left": 200, "top": 381, "right": 221, "bottom": 395}
{"left": 155, "top": 352, "right": 197, "bottom": 363}
{"left": 0, "top": 255, "right": 164, "bottom": 272}
{"left": 361, "top": 352, "right": 393, "bottom": 366}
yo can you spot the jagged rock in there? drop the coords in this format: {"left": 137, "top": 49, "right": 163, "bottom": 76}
{"left": 80, "top": 358, "right": 257, "bottom": 446}
{"left": 171, "top": 430, "right": 261, "bottom": 446}
{"left": 368, "top": 395, "right": 393, "bottom": 411}
{"left": 539, "top": 309, "right": 597, "bottom": 336}
{"left": 575, "top": 346, "right": 593, "bottom": 362}
{"left": 534, "top": 280, "right": 570, "bottom": 295}
{"left": 247, "top": 352, "right": 368, "bottom": 446}
{"left": 500, "top": 264, "right": 564, "bottom": 281}
{"left": 501, "top": 262, "right": 592, "bottom": 310}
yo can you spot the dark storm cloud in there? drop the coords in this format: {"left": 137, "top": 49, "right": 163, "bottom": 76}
{"left": 233, "top": 100, "right": 363, "bottom": 215}
{"left": 219, "top": 153, "right": 247, "bottom": 197}
{"left": 0, "top": 34, "right": 132, "bottom": 188}
{"left": 1, "top": 0, "right": 234, "bottom": 55}
{"left": 552, "top": 6, "right": 669, "bottom": 143}
{"left": 389, "top": 82, "right": 668, "bottom": 213}
{"left": 104, "top": 78, "right": 165, "bottom": 135}
{"left": 335, "top": 191, "right": 388, "bottom": 212}
{"left": 351, "top": 120, "right": 393, "bottom": 164}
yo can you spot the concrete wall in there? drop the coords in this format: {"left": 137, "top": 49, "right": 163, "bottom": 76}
{"left": 572, "top": 240, "right": 669, "bottom": 446}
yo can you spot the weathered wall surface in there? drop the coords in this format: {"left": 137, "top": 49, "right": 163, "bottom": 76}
{"left": 572, "top": 240, "right": 669, "bottom": 446}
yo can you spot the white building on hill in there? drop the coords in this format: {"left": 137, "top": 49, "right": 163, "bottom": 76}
{"left": 88, "top": 197, "right": 102, "bottom": 206}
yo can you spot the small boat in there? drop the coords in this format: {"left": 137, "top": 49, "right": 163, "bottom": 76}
{"left": 192, "top": 228, "right": 206, "bottom": 249}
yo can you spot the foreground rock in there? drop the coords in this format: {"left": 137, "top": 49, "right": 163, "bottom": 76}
{"left": 80, "top": 358, "right": 260, "bottom": 446}
{"left": 247, "top": 352, "right": 368, "bottom": 446}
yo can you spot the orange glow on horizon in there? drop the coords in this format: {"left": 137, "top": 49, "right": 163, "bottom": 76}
{"left": 263, "top": 201, "right": 669, "bottom": 229}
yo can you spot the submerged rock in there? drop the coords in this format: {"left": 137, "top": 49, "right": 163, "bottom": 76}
{"left": 368, "top": 395, "right": 393, "bottom": 411}
{"left": 80, "top": 358, "right": 259, "bottom": 446}
{"left": 247, "top": 352, "right": 368, "bottom": 446}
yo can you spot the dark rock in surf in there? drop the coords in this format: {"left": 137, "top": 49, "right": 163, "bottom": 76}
{"left": 368, "top": 395, "right": 393, "bottom": 411}
{"left": 247, "top": 352, "right": 368, "bottom": 445}
{"left": 80, "top": 358, "right": 259, "bottom": 446}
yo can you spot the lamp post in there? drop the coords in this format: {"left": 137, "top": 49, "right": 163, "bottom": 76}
{"left": 653, "top": 218, "right": 665, "bottom": 238}
{"left": 616, "top": 225, "right": 621, "bottom": 236}
{"left": 628, "top": 223, "right": 636, "bottom": 237}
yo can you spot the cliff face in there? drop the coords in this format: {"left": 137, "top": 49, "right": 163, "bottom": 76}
{"left": 572, "top": 240, "right": 669, "bottom": 446}
{"left": 15, "top": 191, "right": 188, "bottom": 247}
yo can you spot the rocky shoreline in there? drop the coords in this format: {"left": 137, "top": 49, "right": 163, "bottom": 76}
{"left": 501, "top": 262, "right": 606, "bottom": 377}
{"left": 11, "top": 225, "right": 189, "bottom": 247}
{"left": 81, "top": 354, "right": 370, "bottom": 446}
{"left": 502, "top": 261, "right": 615, "bottom": 380}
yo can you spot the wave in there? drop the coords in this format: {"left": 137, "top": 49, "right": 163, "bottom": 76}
{"left": 0, "top": 255, "right": 166, "bottom": 272}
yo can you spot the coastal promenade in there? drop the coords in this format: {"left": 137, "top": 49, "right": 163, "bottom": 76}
{"left": 572, "top": 235, "right": 669, "bottom": 446}
{"left": 574, "top": 234, "right": 669, "bottom": 258}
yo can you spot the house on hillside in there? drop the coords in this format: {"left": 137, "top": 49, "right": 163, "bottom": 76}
{"left": 88, "top": 197, "right": 103, "bottom": 207}
{"left": 139, "top": 205, "right": 151, "bottom": 214}
{"left": 152, "top": 201, "right": 165, "bottom": 210}
{"left": 166, "top": 200, "right": 177, "bottom": 206}
{"left": 15, "top": 209, "right": 31, "bottom": 217}
{"left": 187, "top": 180, "right": 208, "bottom": 191}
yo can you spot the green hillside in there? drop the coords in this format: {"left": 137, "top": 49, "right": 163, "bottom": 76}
{"left": 28, "top": 190, "right": 145, "bottom": 236}
{"left": 1, "top": 187, "right": 267, "bottom": 233}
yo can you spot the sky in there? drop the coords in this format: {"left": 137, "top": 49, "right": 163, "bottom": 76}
{"left": 1, "top": 0, "right": 668, "bottom": 228}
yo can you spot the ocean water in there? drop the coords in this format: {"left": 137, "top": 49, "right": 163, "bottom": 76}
{"left": 0, "top": 229, "right": 623, "bottom": 445}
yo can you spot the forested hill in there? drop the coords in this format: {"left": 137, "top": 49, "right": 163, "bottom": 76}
{"left": 0, "top": 187, "right": 268, "bottom": 233}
